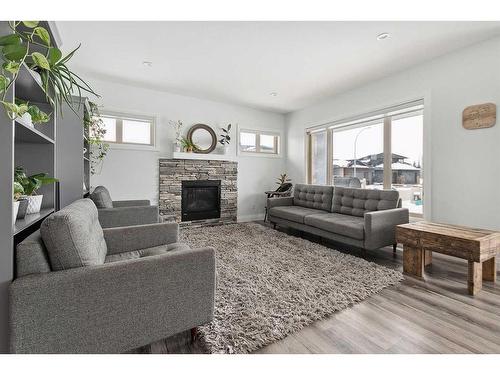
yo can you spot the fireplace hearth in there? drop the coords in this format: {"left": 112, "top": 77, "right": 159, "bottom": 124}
{"left": 181, "top": 180, "right": 221, "bottom": 221}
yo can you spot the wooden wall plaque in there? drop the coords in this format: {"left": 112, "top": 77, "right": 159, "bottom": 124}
{"left": 462, "top": 103, "right": 496, "bottom": 130}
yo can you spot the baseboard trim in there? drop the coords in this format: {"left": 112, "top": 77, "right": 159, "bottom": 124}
{"left": 237, "top": 214, "right": 264, "bottom": 222}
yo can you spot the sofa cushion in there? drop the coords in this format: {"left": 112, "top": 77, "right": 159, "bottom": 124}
{"left": 304, "top": 212, "right": 365, "bottom": 240}
{"left": 90, "top": 186, "right": 113, "bottom": 209}
{"left": 40, "top": 199, "right": 107, "bottom": 271}
{"left": 269, "top": 206, "right": 324, "bottom": 224}
{"left": 332, "top": 187, "right": 399, "bottom": 217}
{"left": 104, "top": 242, "right": 190, "bottom": 263}
{"left": 293, "top": 184, "right": 333, "bottom": 211}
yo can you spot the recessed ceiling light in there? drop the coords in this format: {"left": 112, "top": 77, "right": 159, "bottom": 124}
{"left": 376, "top": 32, "right": 390, "bottom": 41}
{"left": 142, "top": 61, "right": 153, "bottom": 67}
{"left": 270, "top": 92, "right": 278, "bottom": 97}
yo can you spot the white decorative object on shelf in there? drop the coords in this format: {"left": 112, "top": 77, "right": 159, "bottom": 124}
{"left": 17, "top": 112, "right": 33, "bottom": 128}
{"left": 173, "top": 141, "right": 181, "bottom": 153}
{"left": 13, "top": 201, "right": 20, "bottom": 224}
{"left": 26, "top": 195, "right": 43, "bottom": 215}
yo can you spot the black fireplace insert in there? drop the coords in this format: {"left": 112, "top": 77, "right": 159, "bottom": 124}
{"left": 181, "top": 180, "right": 221, "bottom": 221}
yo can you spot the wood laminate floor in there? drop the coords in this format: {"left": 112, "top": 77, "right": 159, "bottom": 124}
{"left": 134, "top": 221, "right": 500, "bottom": 354}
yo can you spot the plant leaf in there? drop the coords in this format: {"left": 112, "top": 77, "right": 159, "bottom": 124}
{"left": 22, "top": 21, "right": 39, "bottom": 28}
{"left": 0, "top": 34, "right": 22, "bottom": 46}
{"left": 0, "top": 75, "right": 10, "bottom": 93}
{"left": 47, "top": 47, "right": 62, "bottom": 66}
{"left": 33, "top": 27, "right": 51, "bottom": 46}
{"left": 2, "top": 60, "right": 20, "bottom": 74}
{"left": 31, "top": 52, "right": 51, "bottom": 70}
{"left": 2, "top": 44, "right": 28, "bottom": 61}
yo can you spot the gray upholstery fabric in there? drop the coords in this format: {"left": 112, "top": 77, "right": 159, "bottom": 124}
{"left": 40, "top": 199, "right": 107, "bottom": 271}
{"left": 333, "top": 176, "right": 362, "bottom": 188}
{"left": 293, "top": 184, "right": 333, "bottom": 211}
{"left": 364, "top": 208, "right": 409, "bottom": 250}
{"left": 332, "top": 187, "right": 400, "bottom": 217}
{"left": 9, "top": 246, "right": 216, "bottom": 353}
{"left": 112, "top": 200, "right": 151, "bottom": 207}
{"left": 16, "top": 231, "right": 51, "bottom": 277}
{"left": 267, "top": 196, "right": 294, "bottom": 209}
{"left": 105, "top": 242, "right": 191, "bottom": 263}
{"left": 304, "top": 213, "right": 365, "bottom": 240}
{"left": 103, "top": 222, "right": 179, "bottom": 255}
{"left": 89, "top": 186, "right": 113, "bottom": 209}
{"left": 268, "top": 206, "right": 324, "bottom": 224}
{"left": 98, "top": 205, "right": 159, "bottom": 228}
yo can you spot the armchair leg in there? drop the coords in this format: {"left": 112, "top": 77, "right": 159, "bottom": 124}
{"left": 191, "top": 327, "right": 198, "bottom": 344}
{"left": 393, "top": 243, "right": 397, "bottom": 255}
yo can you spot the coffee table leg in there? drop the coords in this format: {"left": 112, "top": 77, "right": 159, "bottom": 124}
{"left": 482, "top": 257, "right": 497, "bottom": 282}
{"left": 424, "top": 250, "right": 432, "bottom": 266}
{"left": 403, "top": 246, "right": 424, "bottom": 277}
{"left": 468, "top": 261, "right": 482, "bottom": 295}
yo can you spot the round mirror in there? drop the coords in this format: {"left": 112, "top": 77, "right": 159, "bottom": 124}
{"left": 187, "top": 124, "right": 217, "bottom": 154}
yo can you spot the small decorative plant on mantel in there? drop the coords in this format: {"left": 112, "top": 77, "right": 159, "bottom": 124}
{"left": 219, "top": 123, "right": 231, "bottom": 154}
{"left": 15, "top": 166, "right": 58, "bottom": 214}
{"left": 169, "top": 120, "right": 183, "bottom": 152}
{"left": 0, "top": 21, "right": 98, "bottom": 118}
{"left": 84, "top": 101, "right": 109, "bottom": 175}
{"left": 180, "top": 137, "right": 198, "bottom": 153}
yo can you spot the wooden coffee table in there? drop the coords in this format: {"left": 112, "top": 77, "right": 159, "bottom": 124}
{"left": 396, "top": 221, "right": 500, "bottom": 295}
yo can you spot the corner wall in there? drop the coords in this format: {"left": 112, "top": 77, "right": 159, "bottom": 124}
{"left": 285, "top": 36, "right": 500, "bottom": 230}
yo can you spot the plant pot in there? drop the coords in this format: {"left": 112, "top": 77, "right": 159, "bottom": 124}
{"left": 174, "top": 142, "right": 181, "bottom": 153}
{"left": 223, "top": 144, "right": 230, "bottom": 155}
{"left": 17, "top": 112, "right": 33, "bottom": 127}
{"left": 13, "top": 201, "right": 20, "bottom": 224}
{"left": 26, "top": 195, "right": 43, "bottom": 215}
{"left": 17, "top": 198, "right": 29, "bottom": 219}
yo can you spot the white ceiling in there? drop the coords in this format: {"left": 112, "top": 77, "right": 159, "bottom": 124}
{"left": 56, "top": 21, "right": 500, "bottom": 114}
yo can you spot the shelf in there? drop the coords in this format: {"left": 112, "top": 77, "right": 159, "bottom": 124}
{"left": 83, "top": 156, "right": 90, "bottom": 162}
{"left": 14, "top": 63, "right": 50, "bottom": 104}
{"left": 14, "top": 208, "right": 54, "bottom": 236}
{"left": 172, "top": 152, "right": 236, "bottom": 161}
{"left": 15, "top": 120, "right": 55, "bottom": 144}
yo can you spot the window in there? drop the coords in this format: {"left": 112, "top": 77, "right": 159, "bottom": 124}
{"left": 98, "top": 112, "right": 155, "bottom": 146}
{"left": 238, "top": 129, "right": 280, "bottom": 155}
{"left": 306, "top": 100, "right": 424, "bottom": 217}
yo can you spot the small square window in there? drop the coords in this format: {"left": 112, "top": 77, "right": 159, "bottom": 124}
{"left": 122, "top": 119, "right": 151, "bottom": 145}
{"left": 99, "top": 112, "right": 155, "bottom": 146}
{"left": 259, "top": 134, "right": 277, "bottom": 153}
{"left": 239, "top": 132, "right": 257, "bottom": 152}
{"left": 238, "top": 129, "right": 280, "bottom": 156}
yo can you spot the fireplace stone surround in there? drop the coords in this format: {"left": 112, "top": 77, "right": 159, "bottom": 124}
{"left": 159, "top": 158, "right": 237, "bottom": 226}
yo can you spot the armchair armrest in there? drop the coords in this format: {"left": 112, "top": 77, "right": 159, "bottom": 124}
{"left": 9, "top": 246, "right": 216, "bottom": 353}
{"left": 364, "top": 208, "right": 409, "bottom": 250}
{"left": 103, "top": 222, "right": 179, "bottom": 255}
{"left": 98, "top": 205, "right": 159, "bottom": 228}
{"left": 267, "top": 196, "right": 294, "bottom": 209}
{"left": 112, "top": 200, "right": 151, "bottom": 207}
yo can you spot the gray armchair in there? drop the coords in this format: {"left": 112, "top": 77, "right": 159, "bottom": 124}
{"left": 89, "top": 186, "right": 159, "bottom": 228}
{"left": 10, "top": 199, "right": 215, "bottom": 353}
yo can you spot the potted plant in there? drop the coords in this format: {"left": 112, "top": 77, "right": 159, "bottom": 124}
{"left": 180, "top": 137, "right": 198, "bottom": 153}
{"left": 169, "top": 120, "right": 183, "bottom": 152}
{"left": 3, "top": 99, "right": 51, "bottom": 127}
{"left": 276, "top": 173, "right": 292, "bottom": 188}
{"left": 219, "top": 124, "right": 231, "bottom": 154}
{"left": 13, "top": 181, "right": 24, "bottom": 223}
{"left": 0, "top": 21, "right": 98, "bottom": 118}
{"left": 15, "top": 166, "right": 58, "bottom": 214}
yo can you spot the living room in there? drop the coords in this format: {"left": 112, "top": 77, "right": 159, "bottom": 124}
{"left": 1, "top": 1, "right": 500, "bottom": 373}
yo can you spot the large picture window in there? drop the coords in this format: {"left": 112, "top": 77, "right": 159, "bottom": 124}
{"left": 99, "top": 112, "right": 155, "bottom": 147}
{"left": 306, "top": 100, "right": 424, "bottom": 217}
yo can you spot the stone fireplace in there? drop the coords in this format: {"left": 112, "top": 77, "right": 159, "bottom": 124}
{"left": 159, "top": 159, "right": 237, "bottom": 226}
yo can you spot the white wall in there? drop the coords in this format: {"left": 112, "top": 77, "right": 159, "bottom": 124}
{"left": 286, "top": 36, "right": 500, "bottom": 230}
{"left": 89, "top": 79, "right": 286, "bottom": 221}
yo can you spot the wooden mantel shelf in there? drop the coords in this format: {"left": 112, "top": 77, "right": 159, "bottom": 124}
{"left": 171, "top": 152, "right": 236, "bottom": 161}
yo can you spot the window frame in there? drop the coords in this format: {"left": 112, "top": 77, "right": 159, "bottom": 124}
{"left": 237, "top": 127, "right": 281, "bottom": 157}
{"left": 99, "top": 110, "right": 157, "bottom": 149}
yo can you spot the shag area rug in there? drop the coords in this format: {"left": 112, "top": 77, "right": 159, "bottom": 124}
{"left": 180, "top": 222, "right": 403, "bottom": 354}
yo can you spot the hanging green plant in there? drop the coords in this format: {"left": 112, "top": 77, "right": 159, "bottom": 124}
{"left": 0, "top": 21, "right": 98, "bottom": 118}
{"left": 84, "top": 101, "right": 109, "bottom": 175}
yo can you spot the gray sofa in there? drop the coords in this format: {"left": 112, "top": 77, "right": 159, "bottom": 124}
{"left": 9, "top": 199, "right": 215, "bottom": 353}
{"left": 90, "top": 185, "right": 159, "bottom": 228}
{"left": 268, "top": 184, "right": 409, "bottom": 251}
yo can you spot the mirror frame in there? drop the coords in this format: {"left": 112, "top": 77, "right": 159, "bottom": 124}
{"left": 187, "top": 123, "right": 217, "bottom": 154}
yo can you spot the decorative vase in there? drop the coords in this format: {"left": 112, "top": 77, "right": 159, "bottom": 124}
{"left": 174, "top": 141, "right": 181, "bottom": 153}
{"left": 26, "top": 195, "right": 43, "bottom": 215}
{"left": 17, "top": 112, "right": 33, "bottom": 127}
{"left": 17, "top": 198, "right": 29, "bottom": 219}
{"left": 223, "top": 144, "right": 230, "bottom": 155}
{"left": 13, "top": 201, "right": 20, "bottom": 224}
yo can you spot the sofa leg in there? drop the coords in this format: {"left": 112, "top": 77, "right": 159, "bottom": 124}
{"left": 393, "top": 243, "right": 397, "bottom": 255}
{"left": 272, "top": 223, "right": 277, "bottom": 229}
{"left": 191, "top": 327, "right": 198, "bottom": 344}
